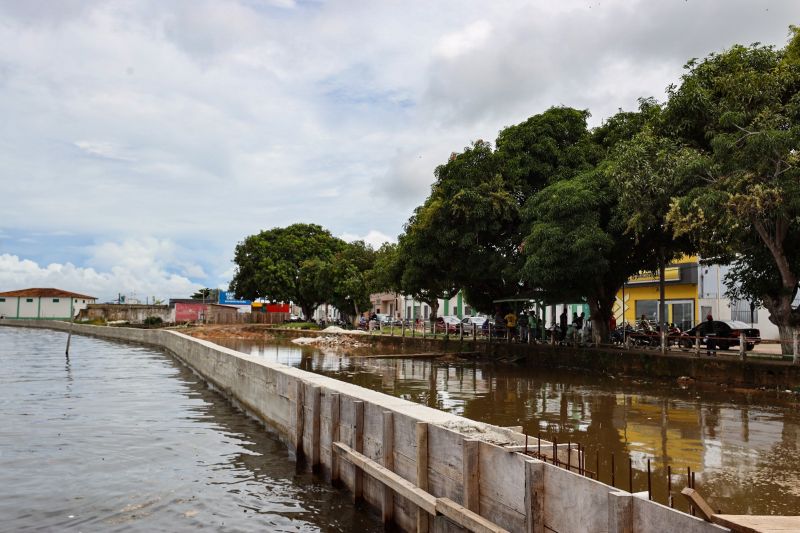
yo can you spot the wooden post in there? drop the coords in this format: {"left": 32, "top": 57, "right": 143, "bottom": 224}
{"left": 793, "top": 330, "right": 799, "bottom": 365}
{"left": 382, "top": 411, "right": 394, "bottom": 524}
{"left": 695, "top": 334, "right": 700, "bottom": 357}
{"left": 524, "top": 460, "right": 544, "bottom": 533}
{"left": 739, "top": 332, "right": 746, "bottom": 360}
{"left": 681, "top": 488, "right": 715, "bottom": 521}
{"left": 295, "top": 381, "right": 305, "bottom": 460}
{"left": 330, "top": 393, "right": 341, "bottom": 484}
{"left": 608, "top": 492, "right": 633, "bottom": 533}
{"left": 311, "top": 386, "right": 321, "bottom": 471}
{"left": 463, "top": 439, "right": 480, "bottom": 513}
{"left": 353, "top": 400, "right": 364, "bottom": 502}
{"left": 416, "top": 422, "right": 429, "bottom": 533}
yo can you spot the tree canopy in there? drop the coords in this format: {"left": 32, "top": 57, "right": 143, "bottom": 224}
{"left": 665, "top": 29, "right": 800, "bottom": 352}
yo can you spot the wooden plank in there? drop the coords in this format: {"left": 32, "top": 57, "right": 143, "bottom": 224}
{"left": 310, "top": 385, "right": 321, "bottom": 471}
{"left": 711, "top": 514, "right": 800, "bottom": 533}
{"left": 607, "top": 491, "right": 633, "bottom": 533}
{"left": 382, "top": 411, "right": 394, "bottom": 524}
{"left": 416, "top": 422, "right": 429, "bottom": 533}
{"left": 463, "top": 439, "right": 481, "bottom": 513}
{"left": 435, "top": 498, "right": 510, "bottom": 533}
{"left": 524, "top": 460, "right": 544, "bottom": 533}
{"left": 330, "top": 393, "right": 340, "bottom": 483}
{"left": 333, "top": 442, "right": 437, "bottom": 515}
{"left": 681, "top": 488, "right": 715, "bottom": 521}
{"left": 353, "top": 400, "right": 364, "bottom": 502}
{"left": 294, "top": 380, "right": 304, "bottom": 459}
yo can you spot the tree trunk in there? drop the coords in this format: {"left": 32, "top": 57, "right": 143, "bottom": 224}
{"left": 588, "top": 291, "right": 614, "bottom": 344}
{"left": 353, "top": 301, "right": 361, "bottom": 327}
{"left": 301, "top": 304, "right": 315, "bottom": 323}
{"left": 428, "top": 299, "right": 439, "bottom": 333}
{"left": 762, "top": 293, "right": 798, "bottom": 356}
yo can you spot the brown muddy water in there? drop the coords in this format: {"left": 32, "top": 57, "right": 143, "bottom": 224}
{"left": 218, "top": 338, "right": 800, "bottom": 517}
{"left": 0, "top": 328, "right": 382, "bottom": 532}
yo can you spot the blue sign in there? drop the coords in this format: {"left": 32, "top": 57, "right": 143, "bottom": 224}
{"left": 218, "top": 291, "right": 251, "bottom": 305}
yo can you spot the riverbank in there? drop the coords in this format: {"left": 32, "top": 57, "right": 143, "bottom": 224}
{"left": 1, "top": 320, "right": 729, "bottom": 533}
{"left": 186, "top": 324, "right": 800, "bottom": 393}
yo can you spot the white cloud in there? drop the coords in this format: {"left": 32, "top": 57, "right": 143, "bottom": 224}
{"left": 340, "top": 230, "right": 394, "bottom": 249}
{"left": 434, "top": 20, "right": 492, "bottom": 60}
{"left": 0, "top": 238, "right": 206, "bottom": 301}
{"left": 0, "top": 0, "right": 797, "bottom": 284}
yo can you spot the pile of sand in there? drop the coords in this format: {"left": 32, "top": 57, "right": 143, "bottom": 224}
{"left": 320, "top": 326, "right": 368, "bottom": 335}
{"left": 292, "top": 335, "right": 367, "bottom": 348}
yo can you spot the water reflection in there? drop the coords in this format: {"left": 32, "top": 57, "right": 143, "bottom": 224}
{"left": 222, "top": 338, "right": 800, "bottom": 516}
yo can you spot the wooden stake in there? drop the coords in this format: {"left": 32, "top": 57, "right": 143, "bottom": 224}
{"left": 463, "top": 439, "right": 480, "bottom": 513}
{"left": 416, "top": 422, "right": 429, "bottom": 533}
{"left": 310, "top": 386, "right": 321, "bottom": 471}
{"left": 330, "top": 393, "right": 340, "bottom": 484}
{"left": 353, "top": 400, "right": 364, "bottom": 502}
{"left": 295, "top": 381, "right": 305, "bottom": 460}
{"left": 382, "top": 411, "right": 394, "bottom": 524}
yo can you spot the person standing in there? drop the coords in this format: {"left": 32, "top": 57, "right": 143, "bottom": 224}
{"left": 504, "top": 309, "right": 518, "bottom": 340}
{"left": 559, "top": 308, "right": 568, "bottom": 341}
{"left": 518, "top": 311, "right": 529, "bottom": 343}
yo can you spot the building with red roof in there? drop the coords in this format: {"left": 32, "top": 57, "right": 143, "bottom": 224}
{"left": 0, "top": 288, "right": 97, "bottom": 320}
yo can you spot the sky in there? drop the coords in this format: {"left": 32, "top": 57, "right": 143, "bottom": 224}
{"left": 1, "top": 0, "right": 798, "bottom": 302}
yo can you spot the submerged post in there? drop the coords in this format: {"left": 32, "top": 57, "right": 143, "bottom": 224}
{"left": 739, "top": 332, "right": 746, "bottom": 360}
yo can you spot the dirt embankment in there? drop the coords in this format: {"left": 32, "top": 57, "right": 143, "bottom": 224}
{"left": 184, "top": 324, "right": 276, "bottom": 341}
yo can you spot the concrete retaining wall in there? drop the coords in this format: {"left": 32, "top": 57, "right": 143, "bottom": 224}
{"left": 2, "top": 320, "right": 729, "bottom": 533}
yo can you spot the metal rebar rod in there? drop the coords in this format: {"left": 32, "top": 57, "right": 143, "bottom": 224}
{"left": 688, "top": 466, "right": 695, "bottom": 516}
{"left": 567, "top": 442, "right": 572, "bottom": 471}
{"left": 596, "top": 450, "right": 600, "bottom": 481}
{"left": 629, "top": 457, "right": 633, "bottom": 493}
{"left": 611, "top": 453, "right": 615, "bottom": 487}
{"left": 524, "top": 433, "right": 528, "bottom": 455}
{"left": 668, "top": 465, "right": 673, "bottom": 508}
{"left": 537, "top": 433, "right": 541, "bottom": 457}
{"left": 647, "top": 459, "right": 652, "bottom": 500}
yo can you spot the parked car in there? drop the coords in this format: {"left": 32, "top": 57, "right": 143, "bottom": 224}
{"left": 680, "top": 320, "right": 760, "bottom": 351}
{"left": 435, "top": 315, "right": 462, "bottom": 334}
{"left": 460, "top": 316, "right": 487, "bottom": 334}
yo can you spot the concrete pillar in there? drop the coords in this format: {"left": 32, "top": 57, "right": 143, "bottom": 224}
{"left": 608, "top": 491, "right": 633, "bottom": 533}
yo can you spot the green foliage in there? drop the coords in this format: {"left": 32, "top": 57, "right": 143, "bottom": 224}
{"left": 143, "top": 316, "right": 163, "bottom": 326}
{"left": 191, "top": 288, "right": 219, "bottom": 301}
{"left": 664, "top": 30, "right": 800, "bottom": 345}
{"left": 230, "top": 223, "right": 345, "bottom": 320}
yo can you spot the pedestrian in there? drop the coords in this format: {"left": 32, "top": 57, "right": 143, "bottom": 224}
{"left": 576, "top": 312, "right": 584, "bottom": 330}
{"left": 504, "top": 309, "right": 518, "bottom": 340}
{"left": 518, "top": 311, "right": 529, "bottom": 343}
{"left": 559, "top": 308, "right": 568, "bottom": 341}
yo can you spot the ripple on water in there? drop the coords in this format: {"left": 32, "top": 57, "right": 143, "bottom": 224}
{"left": 0, "top": 327, "right": 381, "bottom": 532}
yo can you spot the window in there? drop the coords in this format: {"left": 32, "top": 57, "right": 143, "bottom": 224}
{"left": 82, "top": 300, "right": 86, "bottom": 303}
{"left": 0, "top": 298, "right": 5, "bottom": 302}
{"left": 26, "top": 298, "right": 33, "bottom": 303}
{"left": 53, "top": 298, "right": 59, "bottom": 303}
{"left": 464, "top": 305, "right": 472, "bottom": 316}
{"left": 731, "top": 299, "right": 758, "bottom": 324}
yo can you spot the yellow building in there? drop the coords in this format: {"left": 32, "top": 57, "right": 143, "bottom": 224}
{"left": 614, "top": 256, "right": 699, "bottom": 330}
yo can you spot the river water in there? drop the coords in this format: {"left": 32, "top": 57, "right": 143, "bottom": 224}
{"left": 0, "top": 328, "right": 381, "bottom": 532}
{"left": 218, "top": 338, "right": 800, "bottom": 517}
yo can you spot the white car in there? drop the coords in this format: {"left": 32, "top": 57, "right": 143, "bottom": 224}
{"left": 461, "top": 316, "right": 488, "bottom": 333}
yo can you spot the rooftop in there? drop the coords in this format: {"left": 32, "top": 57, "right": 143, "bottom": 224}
{"left": 0, "top": 288, "right": 97, "bottom": 300}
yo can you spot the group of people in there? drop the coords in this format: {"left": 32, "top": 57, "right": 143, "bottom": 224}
{"left": 490, "top": 309, "right": 541, "bottom": 342}
{"left": 556, "top": 308, "right": 593, "bottom": 345}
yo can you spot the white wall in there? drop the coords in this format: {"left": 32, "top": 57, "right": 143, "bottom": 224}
{"left": 0, "top": 297, "right": 18, "bottom": 318}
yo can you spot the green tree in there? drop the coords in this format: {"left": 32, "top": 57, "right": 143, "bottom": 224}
{"left": 191, "top": 288, "right": 220, "bottom": 301}
{"left": 522, "top": 104, "right": 683, "bottom": 341}
{"left": 317, "top": 240, "right": 377, "bottom": 323}
{"left": 665, "top": 29, "right": 800, "bottom": 355}
{"left": 230, "top": 223, "right": 344, "bottom": 320}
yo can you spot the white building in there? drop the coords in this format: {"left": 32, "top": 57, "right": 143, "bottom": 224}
{"left": 0, "top": 288, "right": 97, "bottom": 320}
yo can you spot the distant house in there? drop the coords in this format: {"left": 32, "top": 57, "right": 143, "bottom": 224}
{"left": 169, "top": 299, "right": 240, "bottom": 323}
{"left": 0, "top": 288, "right": 97, "bottom": 319}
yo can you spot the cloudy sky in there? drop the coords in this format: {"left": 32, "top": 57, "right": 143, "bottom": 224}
{"left": 1, "top": 0, "right": 797, "bottom": 301}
